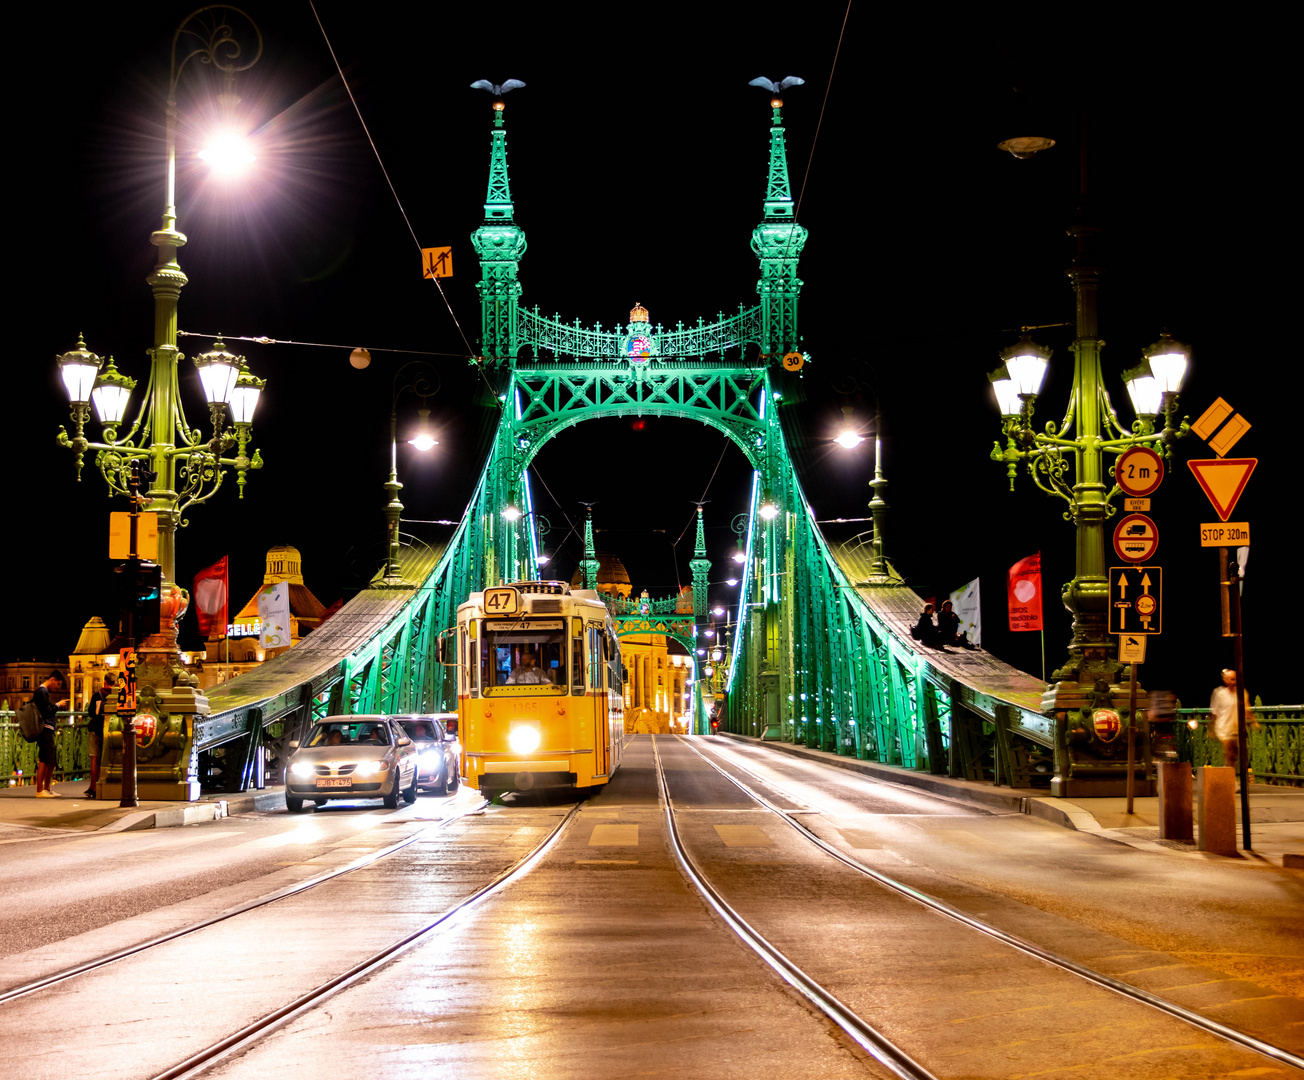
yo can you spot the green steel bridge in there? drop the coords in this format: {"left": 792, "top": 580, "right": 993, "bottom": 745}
{"left": 188, "top": 91, "right": 1063, "bottom": 795}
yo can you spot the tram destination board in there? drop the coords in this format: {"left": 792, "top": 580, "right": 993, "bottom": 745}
{"left": 1109, "top": 565, "right": 1162, "bottom": 635}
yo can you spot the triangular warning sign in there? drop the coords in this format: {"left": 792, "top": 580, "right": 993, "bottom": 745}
{"left": 1187, "top": 458, "right": 1257, "bottom": 521}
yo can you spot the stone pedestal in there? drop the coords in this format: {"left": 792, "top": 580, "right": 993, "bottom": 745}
{"left": 1197, "top": 766, "right": 1237, "bottom": 855}
{"left": 1157, "top": 761, "right": 1193, "bottom": 841}
{"left": 99, "top": 685, "right": 209, "bottom": 802}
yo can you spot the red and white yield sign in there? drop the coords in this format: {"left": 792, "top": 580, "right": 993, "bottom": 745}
{"left": 1113, "top": 513, "right": 1159, "bottom": 562}
{"left": 1116, "top": 446, "right": 1164, "bottom": 497}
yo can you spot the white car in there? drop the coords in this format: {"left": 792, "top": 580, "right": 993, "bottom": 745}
{"left": 284, "top": 716, "right": 419, "bottom": 812}
{"left": 395, "top": 714, "right": 462, "bottom": 795}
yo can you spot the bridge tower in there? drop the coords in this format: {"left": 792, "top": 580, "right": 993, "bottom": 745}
{"left": 752, "top": 93, "right": 807, "bottom": 358}
{"left": 580, "top": 508, "right": 600, "bottom": 590}
{"left": 470, "top": 100, "right": 525, "bottom": 365}
{"left": 690, "top": 506, "right": 711, "bottom": 632}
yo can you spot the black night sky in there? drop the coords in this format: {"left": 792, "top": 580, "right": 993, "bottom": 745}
{"left": 10, "top": 5, "right": 1292, "bottom": 708}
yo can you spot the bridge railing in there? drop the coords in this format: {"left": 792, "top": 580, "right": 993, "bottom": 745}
{"left": 1173, "top": 704, "right": 1303, "bottom": 786}
{"left": 1, "top": 711, "right": 91, "bottom": 787}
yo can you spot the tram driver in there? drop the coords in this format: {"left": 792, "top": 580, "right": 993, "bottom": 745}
{"left": 506, "top": 648, "right": 551, "bottom": 685}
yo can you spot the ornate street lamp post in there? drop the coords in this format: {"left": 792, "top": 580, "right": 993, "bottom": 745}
{"left": 988, "top": 202, "right": 1190, "bottom": 794}
{"left": 382, "top": 362, "right": 440, "bottom": 584}
{"left": 52, "top": 7, "right": 266, "bottom": 801}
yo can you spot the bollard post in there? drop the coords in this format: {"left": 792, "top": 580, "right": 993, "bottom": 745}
{"left": 1197, "top": 765, "right": 1237, "bottom": 855}
{"left": 1156, "top": 761, "right": 1193, "bottom": 841}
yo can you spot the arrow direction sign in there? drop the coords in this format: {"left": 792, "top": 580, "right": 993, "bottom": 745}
{"left": 1187, "top": 458, "right": 1257, "bottom": 521}
{"left": 1110, "top": 566, "right": 1162, "bottom": 635}
{"left": 422, "top": 246, "right": 453, "bottom": 279}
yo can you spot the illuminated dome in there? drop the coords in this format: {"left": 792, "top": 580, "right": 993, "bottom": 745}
{"left": 265, "top": 545, "right": 304, "bottom": 584}
{"left": 571, "top": 552, "right": 633, "bottom": 597}
{"left": 73, "top": 616, "right": 112, "bottom": 655}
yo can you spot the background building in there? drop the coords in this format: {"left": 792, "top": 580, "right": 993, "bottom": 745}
{"left": 200, "top": 545, "right": 329, "bottom": 691}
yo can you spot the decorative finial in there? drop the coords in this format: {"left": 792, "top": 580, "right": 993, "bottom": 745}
{"left": 471, "top": 78, "right": 525, "bottom": 122}
{"left": 630, "top": 301, "right": 649, "bottom": 324}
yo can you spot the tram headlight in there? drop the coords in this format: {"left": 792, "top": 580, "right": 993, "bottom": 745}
{"left": 509, "top": 725, "right": 541, "bottom": 754}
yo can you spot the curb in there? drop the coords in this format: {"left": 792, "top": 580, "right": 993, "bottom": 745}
{"left": 95, "top": 788, "right": 286, "bottom": 832}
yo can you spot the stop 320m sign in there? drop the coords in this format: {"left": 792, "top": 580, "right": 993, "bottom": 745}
{"left": 1116, "top": 446, "right": 1164, "bottom": 497}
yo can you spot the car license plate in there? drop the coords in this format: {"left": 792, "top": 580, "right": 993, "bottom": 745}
{"left": 315, "top": 778, "right": 351, "bottom": 788}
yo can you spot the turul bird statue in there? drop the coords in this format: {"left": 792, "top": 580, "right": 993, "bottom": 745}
{"left": 748, "top": 76, "right": 804, "bottom": 95}
{"left": 470, "top": 79, "right": 526, "bottom": 98}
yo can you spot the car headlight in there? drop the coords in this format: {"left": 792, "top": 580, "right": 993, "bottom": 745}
{"left": 419, "top": 751, "right": 439, "bottom": 767}
{"left": 509, "top": 725, "right": 540, "bottom": 754}
{"left": 289, "top": 761, "right": 314, "bottom": 779}
{"left": 354, "top": 760, "right": 385, "bottom": 778}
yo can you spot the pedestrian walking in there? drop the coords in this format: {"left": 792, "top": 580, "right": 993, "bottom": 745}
{"left": 84, "top": 671, "right": 114, "bottom": 798}
{"left": 33, "top": 672, "right": 68, "bottom": 797}
{"left": 1209, "top": 668, "right": 1258, "bottom": 781}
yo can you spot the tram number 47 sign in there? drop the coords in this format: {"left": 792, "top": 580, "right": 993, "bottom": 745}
{"left": 482, "top": 586, "right": 520, "bottom": 616}
{"left": 1109, "top": 566, "right": 1162, "bottom": 634}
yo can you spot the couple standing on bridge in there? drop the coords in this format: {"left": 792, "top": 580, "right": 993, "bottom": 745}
{"left": 912, "top": 602, "right": 975, "bottom": 651}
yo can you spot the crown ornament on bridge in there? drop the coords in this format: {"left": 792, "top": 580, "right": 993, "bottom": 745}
{"left": 629, "top": 302, "right": 649, "bottom": 323}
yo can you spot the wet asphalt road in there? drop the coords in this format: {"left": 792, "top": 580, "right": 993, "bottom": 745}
{"left": 0, "top": 735, "right": 1299, "bottom": 1079}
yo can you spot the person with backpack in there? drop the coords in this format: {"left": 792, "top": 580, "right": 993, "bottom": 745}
{"left": 84, "top": 672, "right": 114, "bottom": 798}
{"left": 32, "top": 672, "right": 68, "bottom": 797}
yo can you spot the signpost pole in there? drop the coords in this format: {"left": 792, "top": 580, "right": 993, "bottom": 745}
{"left": 1229, "top": 550, "right": 1251, "bottom": 850}
{"left": 1126, "top": 659, "right": 1138, "bottom": 814}
{"left": 119, "top": 470, "right": 140, "bottom": 809}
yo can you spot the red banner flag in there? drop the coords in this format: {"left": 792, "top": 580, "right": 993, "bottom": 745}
{"left": 193, "top": 556, "right": 229, "bottom": 638}
{"left": 1007, "top": 552, "right": 1043, "bottom": 632}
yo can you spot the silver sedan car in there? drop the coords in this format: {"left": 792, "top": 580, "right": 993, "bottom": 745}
{"left": 284, "top": 716, "right": 419, "bottom": 812}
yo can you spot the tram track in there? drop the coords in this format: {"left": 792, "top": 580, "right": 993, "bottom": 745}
{"left": 148, "top": 799, "right": 582, "bottom": 1080}
{"left": 650, "top": 736, "right": 939, "bottom": 1080}
{"left": 680, "top": 734, "right": 1304, "bottom": 1073}
{"left": 0, "top": 797, "right": 488, "bottom": 1005}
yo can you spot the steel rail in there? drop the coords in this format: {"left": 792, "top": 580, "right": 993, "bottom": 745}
{"left": 684, "top": 736, "right": 1304, "bottom": 1073}
{"left": 650, "top": 736, "right": 939, "bottom": 1080}
{"left": 0, "top": 798, "right": 487, "bottom": 1005}
{"left": 150, "top": 799, "right": 583, "bottom": 1080}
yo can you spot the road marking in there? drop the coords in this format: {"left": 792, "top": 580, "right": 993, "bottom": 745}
{"left": 588, "top": 823, "right": 639, "bottom": 846}
{"left": 713, "top": 824, "right": 774, "bottom": 847}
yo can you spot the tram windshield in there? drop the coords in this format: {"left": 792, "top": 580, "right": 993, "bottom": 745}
{"left": 481, "top": 620, "right": 567, "bottom": 692}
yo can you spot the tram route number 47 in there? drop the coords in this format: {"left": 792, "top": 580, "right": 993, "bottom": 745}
{"left": 483, "top": 586, "right": 520, "bottom": 616}
{"left": 1109, "top": 566, "right": 1162, "bottom": 635}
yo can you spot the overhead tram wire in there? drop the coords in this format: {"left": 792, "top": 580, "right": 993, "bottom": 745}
{"left": 176, "top": 331, "right": 467, "bottom": 359}
{"left": 307, "top": 2, "right": 500, "bottom": 409}
{"left": 793, "top": 0, "right": 852, "bottom": 223}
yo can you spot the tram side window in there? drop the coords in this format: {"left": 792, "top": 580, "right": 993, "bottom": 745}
{"left": 465, "top": 623, "right": 478, "bottom": 698}
{"left": 589, "top": 627, "right": 604, "bottom": 692}
{"left": 571, "top": 618, "right": 585, "bottom": 696}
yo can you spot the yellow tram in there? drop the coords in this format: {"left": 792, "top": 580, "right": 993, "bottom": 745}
{"left": 455, "top": 580, "right": 624, "bottom": 796}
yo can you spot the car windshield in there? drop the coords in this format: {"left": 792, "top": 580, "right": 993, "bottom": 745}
{"left": 398, "top": 719, "right": 439, "bottom": 742}
{"left": 305, "top": 721, "right": 391, "bottom": 747}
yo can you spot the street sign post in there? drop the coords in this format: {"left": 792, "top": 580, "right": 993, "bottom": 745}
{"left": 1113, "top": 513, "right": 1159, "bottom": 562}
{"left": 1109, "top": 566, "right": 1162, "bottom": 634}
{"left": 1117, "top": 634, "right": 1147, "bottom": 663}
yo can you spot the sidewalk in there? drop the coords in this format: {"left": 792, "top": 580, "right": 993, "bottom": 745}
{"left": 0, "top": 780, "right": 286, "bottom": 834}
{"left": 719, "top": 732, "right": 1304, "bottom": 868}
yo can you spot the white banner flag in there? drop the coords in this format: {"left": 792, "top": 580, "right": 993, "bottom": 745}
{"left": 949, "top": 578, "right": 981, "bottom": 648}
{"left": 257, "top": 582, "right": 291, "bottom": 649}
